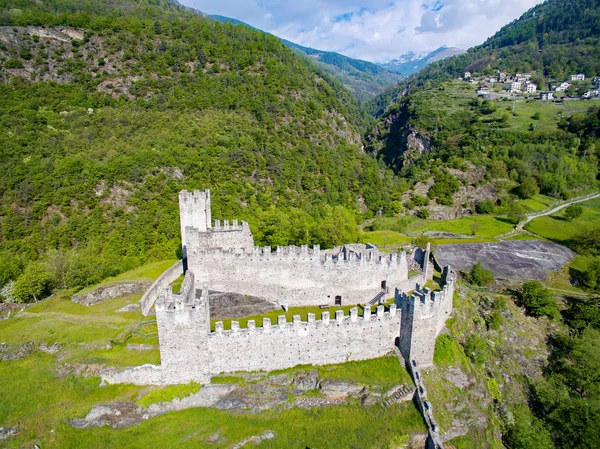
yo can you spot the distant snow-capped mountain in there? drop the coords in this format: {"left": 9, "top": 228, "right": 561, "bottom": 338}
{"left": 380, "top": 46, "right": 465, "bottom": 76}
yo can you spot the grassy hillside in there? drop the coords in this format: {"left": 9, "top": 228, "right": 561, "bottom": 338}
{"left": 412, "top": 0, "right": 600, "bottom": 84}
{"left": 0, "top": 264, "right": 423, "bottom": 448}
{"left": 366, "top": 0, "right": 600, "bottom": 204}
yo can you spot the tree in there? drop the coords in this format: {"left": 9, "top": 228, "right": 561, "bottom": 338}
{"left": 503, "top": 404, "right": 555, "bottom": 449}
{"left": 516, "top": 281, "right": 558, "bottom": 318}
{"left": 470, "top": 262, "right": 495, "bottom": 286}
{"left": 507, "top": 203, "right": 527, "bottom": 224}
{"left": 572, "top": 226, "right": 600, "bottom": 255}
{"left": 564, "top": 204, "right": 583, "bottom": 221}
{"left": 12, "top": 263, "right": 53, "bottom": 303}
{"left": 516, "top": 177, "right": 540, "bottom": 199}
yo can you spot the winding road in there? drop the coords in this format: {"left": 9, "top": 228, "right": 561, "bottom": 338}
{"left": 516, "top": 191, "right": 600, "bottom": 231}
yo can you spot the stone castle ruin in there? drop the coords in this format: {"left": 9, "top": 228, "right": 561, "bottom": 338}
{"left": 129, "top": 189, "right": 455, "bottom": 386}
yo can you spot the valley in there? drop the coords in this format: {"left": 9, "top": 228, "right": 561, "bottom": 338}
{"left": 1, "top": 0, "right": 599, "bottom": 448}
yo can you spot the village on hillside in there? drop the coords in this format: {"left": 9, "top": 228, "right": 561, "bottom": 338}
{"left": 461, "top": 70, "right": 600, "bottom": 102}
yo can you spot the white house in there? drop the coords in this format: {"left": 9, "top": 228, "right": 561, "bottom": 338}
{"left": 464, "top": 71, "right": 472, "bottom": 80}
{"left": 477, "top": 85, "right": 490, "bottom": 95}
{"left": 571, "top": 73, "right": 586, "bottom": 81}
{"left": 511, "top": 81, "right": 522, "bottom": 92}
{"left": 555, "top": 82, "right": 571, "bottom": 92}
{"left": 526, "top": 83, "right": 537, "bottom": 94}
{"left": 540, "top": 91, "right": 554, "bottom": 101}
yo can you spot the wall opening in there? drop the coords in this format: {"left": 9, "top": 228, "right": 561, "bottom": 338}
{"left": 381, "top": 280, "right": 387, "bottom": 291}
{"left": 335, "top": 295, "right": 342, "bottom": 305}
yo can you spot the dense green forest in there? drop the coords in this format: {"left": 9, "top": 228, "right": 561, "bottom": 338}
{"left": 0, "top": 0, "right": 404, "bottom": 301}
{"left": 210, "top": 15, "right": 405, "bottom": 102}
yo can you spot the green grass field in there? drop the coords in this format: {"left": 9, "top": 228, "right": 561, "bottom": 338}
{"left": 497, "top": 98, "right": 594, "bottom": 132}
{"left": 517, "top": 193, "right": 558, "bottom": 213}
{"left": 525, "top": 197, "right": 600, "bottom": 244}
{"left": 0, "top": 262, "right": 424, "bottom": 448}
{"left": 411, "top": 215, "right": 515, "bottom": 239}
{"left": 0, "top": 350, "right": 425, "bottom": 449}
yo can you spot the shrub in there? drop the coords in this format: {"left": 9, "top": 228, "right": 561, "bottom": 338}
{"left": 470, "top": 262, "right": 495, "bottom": 286}
{"left": 516, "top": 177, "right": 539, "bottom": 199}
{"left": 4, "top": 58, "right": 24, "bottom": 69}
{"left": 12, "top": 263, "right": 53, "bottom": 303}
{"left": 564, "top": 204, "right": 583, "bottom": 221}
{"left": 486, "top": 309, "right": 503, "bottom": 330}
{"left": 411, "top": 194, "right": 429, "bottom": 207}
{"left": 416, "top": 208, "right": 429, "bottom": 219}
{"left": 486, "top": 377, "right": 502, "bottom": 403}
{"left": 476, "top": 200, "right": 496, "bottom": 214}
{"left": 516, "top": 281, "right": 558, "bottom": 319}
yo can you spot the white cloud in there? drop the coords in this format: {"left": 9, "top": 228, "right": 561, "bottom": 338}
{"left": 180, "top": 0, "right": 543, "bottom": 62}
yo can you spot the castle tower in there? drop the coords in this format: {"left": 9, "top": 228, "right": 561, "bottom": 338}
{"left": 179, "top": 190, "right": 212, "bottom": 247}
{"left": 155, "top": 271, "right": 212, "bottom": 384}
{"left": 396, "top": 273, "right": 454, "bottom": 367}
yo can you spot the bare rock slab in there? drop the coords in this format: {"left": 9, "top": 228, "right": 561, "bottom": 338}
{"left": 434, "top": 240, "right": 575, "bottom": 280}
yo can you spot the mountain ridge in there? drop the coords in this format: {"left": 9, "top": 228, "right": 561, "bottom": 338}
{"left": 208, "top": 14, "right": 404, "bottom": 101}
{"left": 379, "top": 46, "right": 465, "bottom": 76}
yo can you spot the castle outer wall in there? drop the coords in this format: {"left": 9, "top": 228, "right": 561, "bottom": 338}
{"left": 208, "top": 306, "right": 401, "bottom": 375}
{"left": 186, "top": 245, "right": 414, "bottom": 307}
{"left": 154, "top": 271, "right": 404, "bottom": 384}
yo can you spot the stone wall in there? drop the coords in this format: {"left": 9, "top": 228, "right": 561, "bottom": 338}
{"left": 155, "top": 272, "right": 212, "bottom": 384}
{"left": 187, "top": 245, "right": 413, "bottom": 307}
{"left": 186, "top": 219, "right": 254, "bottom": 253}
{"left": 397, "top": 269, "right": 455, "bottom": 367}
{"left": 140, "top": 260, "right": 182, "bottom": 316}
{"left": 208, "top": 305, "right": 401, "bottom": 374}
{"left": 411, "top": 361, "right": 445, "bottom": 449}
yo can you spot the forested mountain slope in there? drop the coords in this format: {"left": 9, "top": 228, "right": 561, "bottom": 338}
{"left": 364, "top": 0, "right": 599, "bottom": 219}
{"left": 209, "top": 14, "right": 405, "bottom": 101}
{"left": 416, "top": 0, "right": 600, "bottom": 84}
{"left": 0, "top": 0, "right": 403, "bottom": 300}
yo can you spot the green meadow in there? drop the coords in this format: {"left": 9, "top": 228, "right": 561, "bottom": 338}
{"left": 0, "top": 264, "right": 424, "bottom": 449}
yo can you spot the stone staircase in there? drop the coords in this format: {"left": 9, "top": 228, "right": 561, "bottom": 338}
{"left": 383, "top": 384, "right": 415, "bottom": 407}
{"left": 367, "top": 290, "right": 386, "bottom": 306}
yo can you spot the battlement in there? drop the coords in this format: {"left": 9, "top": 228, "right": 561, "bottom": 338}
{"left": 396, "top": 285, "right": 451, "bottom": 307}
{"left": 210, "top": 219, "right": 249, "bottom": 232}
{"left": 155, "top": 271, "right": 208, "bottom": 312}
{"left": 396, "top": 269, "right": 455, "bottom": 368}
{"left": 189, "top": 244, "right": 406, "bottom": 268}
{"left": 212, "top": 305, "right": 397, "bottom": 335}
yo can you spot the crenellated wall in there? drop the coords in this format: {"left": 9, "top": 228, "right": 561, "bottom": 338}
{"left": 411, "top": 361, "right": 445, "bottom": 449}
{"left": 208, "top": 305, "right": 400, "bottom": 374}
{"left": 137, "top": 190, "right": 456, "bottom": 387}
{"left": 155, "top": 272, "right": 212, "bottom": 384}
{"left": 185, "top": 219, "right": 254, "bottom": 254}
{"left": 187, "top": 244, "right": 412, "bottom": 306}
{"left": 397, "top": 267, "right": 455, "bottom": 367}
{"left": 154, "top": 271, "right": 402, "bottom": 384}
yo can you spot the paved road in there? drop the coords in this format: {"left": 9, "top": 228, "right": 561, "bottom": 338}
{"left": 517, "top": 192, "right": 600, "bottom": 231}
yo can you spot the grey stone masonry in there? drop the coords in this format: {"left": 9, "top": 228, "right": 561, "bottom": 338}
{"left": 396, "top": 267, "right": 455, "bottom": 367}
{"left": 132, "top": 190, "right": 456, "bottom": 386}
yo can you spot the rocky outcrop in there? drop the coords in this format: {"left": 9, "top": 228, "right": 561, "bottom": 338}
{"left": 72, "top": 282, "right": 150, "bottom": 306}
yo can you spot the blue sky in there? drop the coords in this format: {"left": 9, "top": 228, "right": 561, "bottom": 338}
{"left": 180, "top": 0, "right": 543, "bottom": 63}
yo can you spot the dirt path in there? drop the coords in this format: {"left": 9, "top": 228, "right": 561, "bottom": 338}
{"left": 516, "top": 191, "right": 600, "bottom": 231}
